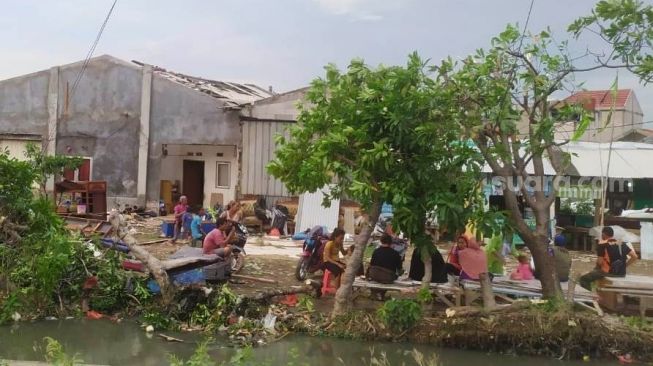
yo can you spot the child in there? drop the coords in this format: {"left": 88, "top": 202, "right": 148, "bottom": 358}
{"left": 510, "top": 254, "right": 535, "bottom": 281}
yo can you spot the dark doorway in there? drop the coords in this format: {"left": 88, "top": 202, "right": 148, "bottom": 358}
{"left": 183, "top": 160, "right": 205, "bottom": 207}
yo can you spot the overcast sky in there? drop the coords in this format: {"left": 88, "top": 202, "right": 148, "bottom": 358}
{"left": 1, "top": 0, "right": 651, "bottom": 121}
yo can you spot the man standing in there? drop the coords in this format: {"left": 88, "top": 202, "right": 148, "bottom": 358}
{"left": 172, "top": 196, "right": 188, "bottom": 243}
{"left": 579, "top": 226, "right": 638, "bottom": 291}
{"left": 203, "top": 217, "right": 234, "bottom": 258}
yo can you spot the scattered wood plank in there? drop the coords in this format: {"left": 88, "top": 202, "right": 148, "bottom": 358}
{"left": 158, "top": 333, "right": 185, "bottom": 343}
{"left": 231, "top": 274, "right": 278, "bottom": 284}
{"left": 138, "top": 238, "right": 168, "bottom": 246}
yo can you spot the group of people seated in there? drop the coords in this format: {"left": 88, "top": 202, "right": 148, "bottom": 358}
{"left": 361, "top": 228, "right": 576, "bottom": 293}
{"left": 170, "top": 196, "right": 244, "bottom": 258}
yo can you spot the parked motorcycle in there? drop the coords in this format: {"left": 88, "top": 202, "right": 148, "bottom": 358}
{"left": 230, "top": 222, "right": 248, "bottom": 273}
{"left": 295, "top": 226, "right": 329, "bottom": 281}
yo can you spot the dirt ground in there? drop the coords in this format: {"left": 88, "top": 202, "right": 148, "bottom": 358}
{"left": 125, "top": 215, "right": 653, "bottom": 310}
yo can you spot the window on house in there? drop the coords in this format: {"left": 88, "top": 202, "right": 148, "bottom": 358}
{"left": 216, "top": 162, "right": 230, "bottom": 188}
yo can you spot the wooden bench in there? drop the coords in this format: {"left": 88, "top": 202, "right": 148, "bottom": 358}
{"left": 352, "top": 277, "right": 463, "bottom": 307}
{"left": 597, "top": 275, "right": 653, "bottom": 317}
{"left": 461, "top": 277, "right": 601, "bottom": 314}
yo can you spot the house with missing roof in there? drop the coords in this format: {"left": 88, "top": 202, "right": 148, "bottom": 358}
{"left": 0, "top": 54, "right": 303, "bottom": 211}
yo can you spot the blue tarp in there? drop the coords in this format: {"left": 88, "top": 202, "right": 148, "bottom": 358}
{"left": 147, "top": 268, "right": 205, "bottom": 293}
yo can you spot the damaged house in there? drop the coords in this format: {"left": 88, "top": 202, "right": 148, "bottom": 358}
{"left": 0, "top": 54, "right": 304, "bottom": 211}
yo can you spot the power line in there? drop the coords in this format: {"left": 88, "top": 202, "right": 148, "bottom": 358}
{"left": 68, "top": 0, "right": 118, "bottom": 102}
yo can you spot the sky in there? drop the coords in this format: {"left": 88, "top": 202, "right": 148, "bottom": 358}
{"left": 0, "top": 0, "right": 651, "bottom": 121}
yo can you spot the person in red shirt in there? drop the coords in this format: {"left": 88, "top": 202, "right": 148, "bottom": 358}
{"left": 203, "top": 217, "right": 234, "bottom": 258}
{"left": 172, "top": 196, "right": 188, "bottom": 243}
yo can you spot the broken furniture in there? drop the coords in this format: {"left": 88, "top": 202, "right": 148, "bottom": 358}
{"left": 352, "top": 277, "right": 463, "bottom": 307}
{"left": 55, "top": 180, "right": 107, "bottom": 219}
{"left": 597, "top": 275, "right": 653, "bottom": 317}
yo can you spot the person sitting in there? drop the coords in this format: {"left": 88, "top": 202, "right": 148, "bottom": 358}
{"left": 510, "top": 254, "right": 535, "bottom": 280}
{"left": 202, "top": 217, "right": 234, "bottom": 258}
{"left": 367, "top": 234, "right": 403, "bottom": 284}
{"left": 408, "top": 242, "right": 448, "bottom": 283}
{"left": 445, "top": 236, "right": 466, "bottom": 276}
{"left": 190, "top": 207, "right": 208, "bottom": 247}
{"left": 579, "top": 226, "right": 638, "bottom": 291}
{"left": 533, "top": 234, "right": 571, "bottom": 282}
{"left": 323, "top": 228, "right": 348, "bottom": 290}
{"left": 220, "top": 200, "right": 243, "bottom": 223}
{"left": 457, "top": 235, "right": 489, "bottom": 281}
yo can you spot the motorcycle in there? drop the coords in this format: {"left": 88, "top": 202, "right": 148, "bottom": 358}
{"left": 295, "top": 226, "right": 329, "bottom": 281}
{"left": 229, "top": 222, "right": 248, "bottom": 273}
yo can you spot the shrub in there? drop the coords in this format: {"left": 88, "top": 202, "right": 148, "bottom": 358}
{"left": 376, "top": 298, "right": 422, "bottom": 332}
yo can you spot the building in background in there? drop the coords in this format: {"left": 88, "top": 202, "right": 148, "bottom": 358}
{"left": 554, "top": 89, "right": 644, "bottom": 142}
{"left": 0, "top": 55, "right": 274, "bottom": 211}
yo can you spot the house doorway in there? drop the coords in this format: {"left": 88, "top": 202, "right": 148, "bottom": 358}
{"left": 183, "top": 160, "right": 205, "bottom": 207}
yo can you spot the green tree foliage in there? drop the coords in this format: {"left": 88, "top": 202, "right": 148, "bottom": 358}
{"left": 438, "top": 24, "right": 595, "bottom": 298}
{"left": 0, "top": 149, "right": 133, "bottom": 320}
{"left": 268, "top": 54, "right": 483, "bottom": 315}
{"left": 569, "top": 0, "right": 653, "bottom": 83}
{"left": 23, "top": 143, "right": 83, "bottom": 197}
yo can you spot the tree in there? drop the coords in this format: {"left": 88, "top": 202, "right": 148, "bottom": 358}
{"left": 439, "top": 24, "right": 595, "bottom": 298}
{"left": 569, "top": 0, "right": 653, "bottom": 82}
{"left": 268, "top": 54, "right": 481, "bottom": 316}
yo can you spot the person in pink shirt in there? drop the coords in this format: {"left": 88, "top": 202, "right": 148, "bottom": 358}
{"left": 172, "top": 196, "right": 188, "bottom": 243}
{"left": 510, "top": 254, "right": 535, "bottom": 281}
{"left": 203, "top": 217, "right": 234, "bottom": 258}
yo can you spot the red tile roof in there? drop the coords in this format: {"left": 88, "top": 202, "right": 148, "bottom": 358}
{"left": 563, "top": 89, "right": 632, "bottom": 110}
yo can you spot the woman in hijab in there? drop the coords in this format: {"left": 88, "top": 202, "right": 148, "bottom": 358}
{"left": 457, "top": 235, "right": 489, "bottom": 281}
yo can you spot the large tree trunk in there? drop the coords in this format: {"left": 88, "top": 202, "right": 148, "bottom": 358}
{"left": 420, "top": 230, "right": 439, "bottom": 291}
{"left": 421, "top": 251, "right": 432, "bottom": 291}
{"left": 108, "top": 211, "right": 175, "bottom": 305}
{"left": 528, "top": 233, "right": 561, "bottom": 298}
{"left": 503, "top": 188, "right": 562, "bottom": 299}
{"left": 332, "top": 201, "right": 382, "bottom": 317}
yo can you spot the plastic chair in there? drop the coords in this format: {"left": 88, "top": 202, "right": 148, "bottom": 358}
{"left": 321, "top": 269, "right": 337, "bottom": 296}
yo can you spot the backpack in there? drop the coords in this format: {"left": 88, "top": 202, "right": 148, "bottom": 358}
{"left": 605, "top": 243, "right": 627, "bottom": 277}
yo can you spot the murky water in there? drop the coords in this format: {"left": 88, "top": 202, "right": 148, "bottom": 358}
{"left": 0, "top": 320, "right": 612, "bottom": 365}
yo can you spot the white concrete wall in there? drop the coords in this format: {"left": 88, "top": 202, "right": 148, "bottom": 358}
{"left": 159, "top": 144, "right": 238, "bottom": 208}
{"left": 0, "top": 138, "right": 37, "bottom": 160}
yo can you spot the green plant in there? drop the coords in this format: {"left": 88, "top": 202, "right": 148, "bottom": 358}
{"left": 377, "top": 298, "right": 422, "bottom": 332}
{"left": 416, "top": 288, "right": 433, "bottom": 304}
{"left": 43, "top": 337, "right": 82, "bottom": 366}
{"left": 297, "top": 295, "right": 314, "bottom": 313}
{"left": 169, "top": 339, "right": 215, "bottom": 366}
{"left": 0, "top": 293, "right": 20, "bottom": 325}
{"left": 623, "top": 316, "right": 653, "bottom": 332}
{"left": 142, "top": 309, "right": 179, "bottom": 331}
{"left": 190, "top": 304, "right": 213, "bottom": 327}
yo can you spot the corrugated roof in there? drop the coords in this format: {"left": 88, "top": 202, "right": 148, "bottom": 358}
{"left": 482, "top": 141, "right": 653, "bottom": 179}
{"left": 132, "top": 60, "right": 274, "bottom": 108}
{"left": 563, "top": 89, "right": 632, "bottom": 111}
{"left": 561, "top": 141, "right": 653, "bottom": 179}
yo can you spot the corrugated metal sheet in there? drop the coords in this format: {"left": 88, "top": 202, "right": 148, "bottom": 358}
{"left": 295, "top": 187, "right": 340, "bottom": 234}
{"left": 241, "top": 121, "right": 292, "bottom": 196}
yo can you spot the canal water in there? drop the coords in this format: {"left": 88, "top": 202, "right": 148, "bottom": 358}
{"left": 0, "top": 319, "right": 612, "bottom": 365}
